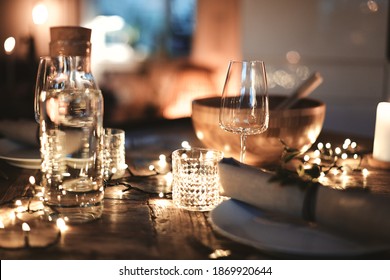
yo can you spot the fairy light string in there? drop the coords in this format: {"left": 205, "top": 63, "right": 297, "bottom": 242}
{"left": 276, "top": 138, "right": 369, "bottom": 190}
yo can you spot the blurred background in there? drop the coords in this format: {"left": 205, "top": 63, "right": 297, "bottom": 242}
{"left": 0, "top": 0, "right": 388, "bottom": 137}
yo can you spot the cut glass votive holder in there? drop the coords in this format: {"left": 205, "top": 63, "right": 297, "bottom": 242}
{"left": 103, "top": 128, "right": 126, "bottom": 179}
{"left": 172, "top": 148, "right": 223, "bottom": 211}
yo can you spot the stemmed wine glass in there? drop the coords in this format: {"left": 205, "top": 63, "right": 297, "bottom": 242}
{"left": 219, "top": 60, "right": 269, "bottom": 163}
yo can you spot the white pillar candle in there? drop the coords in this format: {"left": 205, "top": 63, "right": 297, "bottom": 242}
{"left": 373, "top": 102, "right": 390, "bottom": 162}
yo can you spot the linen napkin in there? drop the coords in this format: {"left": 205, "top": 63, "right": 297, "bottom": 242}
{"left": 0, "top": 119, "right": 39, "bottom": 147}
{"left": 219, "top": 158, "right": 390, "bottom": 243}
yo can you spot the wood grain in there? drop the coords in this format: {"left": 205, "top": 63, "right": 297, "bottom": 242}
{"left": 1, "top": 121, "right": 389, "bottom": 260}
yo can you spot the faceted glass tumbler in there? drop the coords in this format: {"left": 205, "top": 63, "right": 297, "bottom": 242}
{"left": 172, "top": 148, "right": 223, "bottom": 211}
{"left": 103, "top": 128, "right": 126, "bottom": 179}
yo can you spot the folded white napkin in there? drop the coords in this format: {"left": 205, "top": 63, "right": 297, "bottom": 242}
{"left": 219, "top": 158, "right": 390, "bottom": 243}
{"left": 0, "top": 119, "right": 39, "bottom": 147}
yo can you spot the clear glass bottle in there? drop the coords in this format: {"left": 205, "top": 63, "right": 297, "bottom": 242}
{"left": 36, "top": 26, "right": 104, "bottom": 223}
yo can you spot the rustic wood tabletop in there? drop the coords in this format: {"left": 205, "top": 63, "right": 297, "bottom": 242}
{"left": 0, "top": 118, "right": 389, "bottom": 260}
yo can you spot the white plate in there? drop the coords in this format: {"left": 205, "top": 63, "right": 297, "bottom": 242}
{"left": 0, "top": 139, "right": 41, "bottom": 169}
{"left": 210, "top": 199, "right": 389, "bottom": 257}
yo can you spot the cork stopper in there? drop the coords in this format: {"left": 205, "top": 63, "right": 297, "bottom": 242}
{"left": 50, "top": 26, "right": 92, "bottom": 56}
{"left": 50, "top": 26, "right": 91, "bottom": 42}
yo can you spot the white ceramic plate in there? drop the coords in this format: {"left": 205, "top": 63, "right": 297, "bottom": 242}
{"left": 210, "top": 199, "right": 388, "bottom": 257}
{"left": 0, "top": 139, "right": 41, "bottom": 169}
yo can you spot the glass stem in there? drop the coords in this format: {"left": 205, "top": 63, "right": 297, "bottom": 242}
{"left": 240, "top": 134, "right": 247, "bottom": 163}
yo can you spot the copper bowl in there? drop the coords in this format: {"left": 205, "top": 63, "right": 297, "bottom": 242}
{"left": 191, "top": 96, "right": 326, "bottom": 166}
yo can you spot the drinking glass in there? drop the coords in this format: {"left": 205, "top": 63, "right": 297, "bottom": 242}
{"left": 219, "top": 60, "right": 269, "bottom": 163}
{"left": 172, "top": 148, "right": 223, "bottom": 211}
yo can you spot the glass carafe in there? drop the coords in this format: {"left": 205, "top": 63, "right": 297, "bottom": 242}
{"left": 34, "top": 27, "right": 104, "bottom": 223}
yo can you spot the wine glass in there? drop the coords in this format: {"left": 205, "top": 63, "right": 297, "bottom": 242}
{"left": 219, "top": 60, "right": 269, "bottom": 163}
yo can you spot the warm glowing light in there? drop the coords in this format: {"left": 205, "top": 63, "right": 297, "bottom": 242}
{"left": 286, "top": 50, "right": 301, "bottom": 64}
{"left": 335, "top": 147, "right": 341, "bottom": 155}
{"left": 272, "top": 69, "right": 295, "bottom": 89}
{"left": 196, "top": 131, "right": 204, "bottom": 140}
{"left": 158, "top": 154, "right": 167, "bottom": 167}
{"left": 317, "top": 142, "right": 324, "bottom": 150}
{"left": 313, "top": 150, "right": 321, "bottom": 157}
{"left": 205, "top": 151, "right": 214, "bottom": 159}
{"left": 209, "top": 249, "right": 231, "bottom": 259}
{"left": 362, "top": 168, "right": 369, "bottom": 177}
{"left": 29, "top": 176, "right": 36, "bottom": 185}
{"left": 223, "top": 144, "right": 231, "bottom": 152}
{"left": 32, "top": 3, "right": 48, "bottom": 25}
{"left": 367, "top": 0, "right": 379, "bottom": 12}
{"left": 149, "top": 164, "right": 155, "bottom": 171}
{"left": 351, "top": 142, "right": 357, "bottom": 149}
{"left": 159, "top": 154, "right": 166, "bottom": 161}
{"left": 307, "top": 130, "right": 318, "bottom": 144}
{"left": 56, "top": 218, "right": 67, "bottom": 232}
{"left": 0, "top": 219, "right": 4, "bottom": 229}
{"left": 121, "top": 163, "right": 128, "bottom": 170}
{"left": 164, "top": 172, "right": 173, "bottom": 186}
{"left": 303, "top": 155, "right": 310, "bottom": 162}
{"left": 9, "top": 212, "right": 16, "bottom": 221}
{"left": 158, "top": 192, "right": 164, "bottom": 198}
{"left": 181, "top": 141, "right": 191, "bottom": 149}
{"left": 313, "top": 158, "right": 321, "bottom": 165}
{"left": 154, "top": 199, "right": 171, "bottom": 208}
{"left": 22, "top": 222, "right": 31, "bottom": 232}
{"left": 344, "top": 138, "right": 352, "bottom": 146}
{"left": 341, "top": 153, "right": 348, "bottom": 160}
{"left": 325, "top": 143, "right": 331, "bottom": 149}
{"left": 4, "top": 37, "right": 16, "bottom": 54}
{"left": 15, "top": 200, "right": 22, "bottom": 206}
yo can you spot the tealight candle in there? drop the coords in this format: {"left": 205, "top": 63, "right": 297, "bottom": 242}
{"left": 373, "top": 102, "right": 390, "bottom": 162}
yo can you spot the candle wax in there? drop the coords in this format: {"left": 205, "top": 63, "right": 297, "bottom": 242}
{"left": 373, "top": 102, "right": 390, "bottom": 162}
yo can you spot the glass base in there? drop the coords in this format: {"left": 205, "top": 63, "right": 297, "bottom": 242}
{"left": 47, "top": 203, "right": 103, "bottom": 224}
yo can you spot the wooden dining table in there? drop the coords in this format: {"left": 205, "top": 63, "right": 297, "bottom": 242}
{"left": 0, "top": 118, "right": 390, "bottom": 260}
